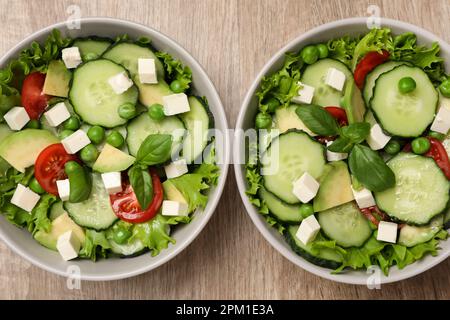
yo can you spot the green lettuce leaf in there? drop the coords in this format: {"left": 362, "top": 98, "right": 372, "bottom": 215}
{"left": 155, "top": 51, "right": 192, "bottom": 92}
{"left": 79, "top": 229, "right": 111, "bottom": 261}
{"left": 256, "top": 52, "right": 303, "bottom": 112}
{"left": 31, "top": 194, "right": 57, "bottom": 234}
{"left": 327, "top": 36, "right": 359, "bottom": 68}
{"left": 350, "top": 28, "right": 393, "bottom": 70}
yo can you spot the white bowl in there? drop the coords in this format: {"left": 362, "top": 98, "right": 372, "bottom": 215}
{"left": 235, "top": 17, "right": 450, "bottom": 285}
{"left": 0, "top": 17, "right": 230, "bottom": 281}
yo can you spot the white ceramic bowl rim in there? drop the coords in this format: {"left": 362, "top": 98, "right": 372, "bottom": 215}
{"left": 0, "top": 17, "right": 230, "bottom": 281}
{"left": 235, "top": 17, "right": 450, "bottom": 285}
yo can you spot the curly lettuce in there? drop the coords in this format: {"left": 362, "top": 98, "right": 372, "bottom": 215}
{"left": 155, "top": 51, "right": 192, "bottom": 92}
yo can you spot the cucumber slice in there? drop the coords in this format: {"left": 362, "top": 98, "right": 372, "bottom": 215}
{"left": 180, "top": 96, "right": 212, "bottom": 163}
{"left": 317, "top": 202, "right": 372, "bottom": 247}
{"left": 363, "top": 61, "right": 405, "bottom": 106}
{"left": 370, "top": 65, "right": 438, "bottom": 137}
{"left": 398, "top": 215, "right": 443, "bottom": 247}
{"left": 262, "top": 130, "right": 326, "bottom": 204}
{"left": 259, "top": 187, "right": 302, "bottom": 223}
{"left": 69, "top": 59, "right": 139, "bottom": 128}
{"left": 102, "top": 42, "right": 165, "bottom": 78}
{"left": 126, "top": 113, "right": 186, "bottom": 157}
{"left": 301, "top": 58, "right": 352, "bottom": 107}
{"left": 374, "top": 153, "right": 449, "bottom": 225}
{"left": 285, "top": 225, "right": 343, "bottom": 269}
{"left": 73, "top": 37, "right": 112, "bottom": 60}
{"left": 64, "top": 173, "right": 118, "bottom": 230}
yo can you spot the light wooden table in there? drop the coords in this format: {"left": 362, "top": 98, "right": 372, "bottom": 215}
{"left": 1, "top": 0, "right": 449, "bottom": 300}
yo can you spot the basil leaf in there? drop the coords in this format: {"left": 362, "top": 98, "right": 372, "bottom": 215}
{"left": 328, "top": 136, "right": 354, "bottom": 153}
{"left": 136, "top": 134, "right": 172, "bottom": 166}
{"left": 295, "top": 104, "right": 340, "bottom": 136}
{"left": 349, "top": 144, "right": 395, "bottom": 192}
{"left": 128, "top": 166, "right": 153, "bottom": 209}
{"left": 341, "top": 122, "right": 371, "bottom": 144}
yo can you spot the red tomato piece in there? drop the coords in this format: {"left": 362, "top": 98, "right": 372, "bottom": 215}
{"left": 353, "top": 50, "right": 390, "bottom": 89}
{"left": 34, "top": 144, "right": 79, "bottom": 195}
{"left": 110, "top": 169, "right": 164, "bottom": 224}
{"left": 21, "top": 72, "right": 50, "bottom": 119}
{"left": 324, "top": 106, "right": 348, "bottom": 126}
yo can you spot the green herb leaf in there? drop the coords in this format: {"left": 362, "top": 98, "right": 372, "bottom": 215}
{"left": 295, "top": 104, "right": 340, "bottom": 136}
{"left": 348, "top": 144, "right": 395, "bottom": 192}
{"left": 136, "top": 134, "right": 172, "bottom": 166}
{"left": 327, "top": 136, "right": 354, "bottom": 153}
{"left": 128, "top": 165, "right": 153, "bottom": 209}
{"left": 155, "top": 51, "right": 192, "bottom": 92}
{"left": 341, "top": 122, "right": 371, "bottom": 144}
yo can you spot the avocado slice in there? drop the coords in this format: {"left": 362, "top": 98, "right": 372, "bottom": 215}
{"left": 163, "top": 180, "right": 187, "bottom": 204}
{"left": 92, "top": 143, "right": 135, "bottom": 173}
{"left": 34, "top": 212, "right": 86, "bottom": 251}
{"left": 313, "top": 161, "right": 354, "bottom": 212}
{"left": 135, "top": 77, "right": 173, "bottom": 106}
{"left": 341, "top": 78, "right": 366, "bottom": 124}
{"left": 43, "top": 60, "right": 72, "bottom": 98}
{"left": 0, "top": 129, "right": 59, "bottom": 172}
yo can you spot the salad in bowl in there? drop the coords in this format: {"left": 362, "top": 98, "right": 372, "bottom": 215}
{"left": 245, "top": 26, "right": 450, "bottom": 276}
{"left": 0, "top": 29, "right": 218, "bottom": 262}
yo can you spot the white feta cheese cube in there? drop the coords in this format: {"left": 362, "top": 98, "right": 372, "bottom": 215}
{"left": 3, "top": 107, "right": 30, "bottom": 131}
{"left": 56, "top": 230, "right": 81, "bottom": 261}
{"left": 56, "top": 179, "right": 70, "bottom": 201}
{"left": 61, "top": 129, "right": 91, "bottom": 154}
{"left": 161, "top": 200, "right": 189, "bottom": 216}
{"left": 108, "top": 72, "right": 134, "bottom": 94}
{"left": 366, "top": 123, "right": 391, "bottom": 150}
{"left": 324, "top": 67, "right": 346, "bottom": 91}
{"left": 164, "top": 159, "right": 188, "bottom": 179}
{"left": 292, "top": 172, "right": 320, "bottom": 203}
{"left": 101, "top": 172, "right": 122, "bottom": 194}
{"left": 377, "top": 221, "right": 398, "bottom": 243}
{"left": 430, "top": 106, "right": 450, "bottom": 134}
{"left": 138, "top": 58, "right": 158, "bottom": 84}
{"left": 62, "top": 47, "right": 82, "bottom": 69}
{"left": 10, "top": 184, "right": 40, "bottom": 212}
{"left": 43, "top": 102, "right": 71, "bottom": 127}
{"left": 351, "top": 186, "right": 376, "bottom": 208}
{"left": 162, "top": 93, "right": 191, "bottom": 116}
{"left": 291, "top": 82, "right": 315, "bottom": 104}
{"left": 326, "top": 141, "right": 348, "bottom": 161}
{"left": 295, "top": 214, "right": 321, "bottom": 245}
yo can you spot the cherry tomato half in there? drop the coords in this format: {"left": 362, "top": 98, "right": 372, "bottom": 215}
{"left": 354, "top": 50, "right": 390, "bottom": 89}
{"left": 21, "top": 72, "right": 50, "bottom": 119}
{"left": 110, "top": 169, "right": 163, "bottom": 224}
{"left": 34, "top": 143, "right": 79, "bottom": 195}
{"left": 324, "top": 106, "right": 348, "bottom": 126}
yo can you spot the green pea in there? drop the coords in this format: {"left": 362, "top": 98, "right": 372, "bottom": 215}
{"left": 299, "top": 203, "right": 314, "bottom": 218}
{"left": 63, "top": 116, "right": 80, "bottom": 131}
{"left": 106, "top": 131, "right": 124, "bottom": 148}
{"left": 80, "top": 144, "right": 99, "bottom": 163}
{"left": 384, "top": 140, "right": 401, "bottom": 155}
{"left": 255, "top": 112, "right": 272, "bottom": 129}
{"left": 170, "top": 80, "right": 184, "bottom": 93}
{"left": 29, "top": 178, "right": 45, "bottom": 194}
{"left": 59, "top": 129, "right": 74, "bottom": 140}
{"left": 113, "top": 227, "right": 132, "bottom": 244}
{"left": 411, "top": 137, "right": 431, "bottom": 154}
{"left": 87, "top": 125, "right": 105, "bottom": 144}
{"left": 148, "top": 104, "right": 165, "bottom": 121}
{"left": 64, "top": 161, "right": 79, "bottom": 174}
{"left": 301, "top": 45, "right": 319, "bottom": 65}
{"left": 428, "top": 131, "right": 446, "bottom": 141}
{"left": 316, "top": 44, "right": 329, "bottom": 59}
{"left": 439, "top": 79, "right": 450, "bottom": 98}
{"left": 118, "top": 103, "right": 137, "bottom": 120}
{"left": 26, "top": 119, "right": 41, "bottom": 129}
{"left": 83, "top": 53, "right": 98, "bottom": 61}
{"left": 398, "top": 77, "right": 416, "bottom": 94}
{"left": 265, "top": 97, "right": 280, "bottom": 113}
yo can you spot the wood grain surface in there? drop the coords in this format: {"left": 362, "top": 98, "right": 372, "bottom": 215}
{"left": 0, "top": 0, "right": 449, "bottom": 300}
